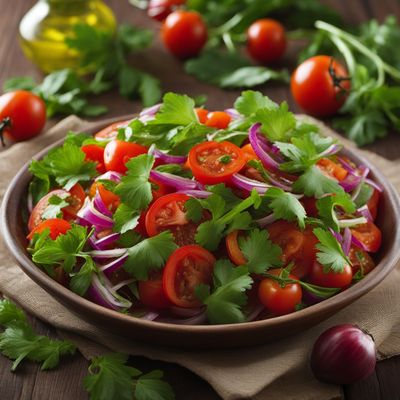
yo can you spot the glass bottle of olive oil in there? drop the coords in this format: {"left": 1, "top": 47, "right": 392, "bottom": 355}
{"left": 19, "top": 0, "right": 116, "bottom": 73}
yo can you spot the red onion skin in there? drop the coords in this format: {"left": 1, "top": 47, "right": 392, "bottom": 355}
{"left": 311, "top": 324, "right": 376, "bottom": 385}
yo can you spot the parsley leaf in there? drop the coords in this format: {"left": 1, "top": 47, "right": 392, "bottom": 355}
{"left": 70, "top": 257, "right": 98, "bottom": 296}
{"left": 292, "top": 166, "right": 344, "bottom": 198}
{"left": 113, "top": 204, "right": 141, "bottom": 234}
{"left": 313, "top": 228, "right": 351, "bottom": 273}
{"left": 0, "top": 300, "right": 26, "bottom": 325}
{"left": 135, "top": 370, "right": 175, "bottom": 400}
{"left": 123, "top": 231, "right": 178, "bottom": 280}
{"left": 234, "top": 90, "right": 277, "bottom": 117}
{"left": 196, "top": 260, "right": 253, "bottom": 324}
{"left": 239, "top": 229, "right": 283, "bottom": 273}
{"left": 115, "top": 154, "right": 154, "bottom": 210}
{"left": 41, "top": 194, "right": 70, "bottom": 220}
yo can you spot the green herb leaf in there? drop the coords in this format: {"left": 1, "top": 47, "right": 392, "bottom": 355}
{"left": 41, "top": 194, "right": 70, "bottom": 220}
{"left": 234, "top": 90, "right": 277, "bottom": 117}
{"left": 113, "top": 204, "right": 141, "bottom": 234}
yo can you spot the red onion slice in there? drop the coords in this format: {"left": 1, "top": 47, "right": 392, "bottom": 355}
{"left": 364, "top": 178, "right": 383, "bottom": 193}
{"left": 176, "top": 190, "right": 212, "bottom": 198}
{"left": 93, "top": 190, "right": 112, "bottom": 217}
{"left": 149, "top": 146, "right": 187, "bottom": 164}
{"left": 95, "top": 171, "right": 122, "bottom": 183}
{"left": 156, "top": 311, "right": 207, "bottom": 325}
{"left": 141, "top": 311, "right": 160, "bottom": 321}
{"left": 95, "top": 232, "right": 120, "bottom": 249}
{"left": 351, "top": 234, "right": 369, "bottom": 251}
{"left": 342, "top": 227, "right": 352, "bottom": 256}
{"left": 231, "top": 173, "right": 271, "bottom": 194}
{"left": 224, "top": 108, "right": 241, "bottom": 120}
{"left": 100, "top": 254, "right": 129, "bottom": 277}
{"left": 90, "top": 248, "right": 128, "bottom": 259}
{"left": 139, "top": 103, "right": 161, "bottom": 118}
{"left": 340, "top": 173, "right": 362, "bottom": 192}
{"left": 248, "top": 124, "right": 280, "bottom": 170}
{"left": 77, "top": 198, "right": 114, "bottom": 230}
{"left": 357, "top": 205, "right": 373, "bottom": 222}
{"left": 319, "top": 143, "right": 341, "bottom": 157}
{"left": 256, "top": 213, "right": 276, "bottom": 227}
{"left": 149, "top": 170, "right": 198, "bottom": 190}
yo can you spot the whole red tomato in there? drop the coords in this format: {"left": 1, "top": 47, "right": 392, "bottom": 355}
{"left": 291, "top": 55, "right": 350, "bottom": 117}
{"left": 0, "top": 90, "right": 46, "bottom": 144}
{"left": 161, "top": 10, "right": 208, "bottom": 59}
{"left": 247, "top": 19, "right": 287, "bottom": 64}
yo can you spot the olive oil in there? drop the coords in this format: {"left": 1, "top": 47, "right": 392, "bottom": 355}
{"left": 19, "top": 0, "right": 116, "bottom": 73}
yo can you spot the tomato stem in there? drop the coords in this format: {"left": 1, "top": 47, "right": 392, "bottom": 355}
{"left": 0, "top": 117, "right": 11, "bottom": 147}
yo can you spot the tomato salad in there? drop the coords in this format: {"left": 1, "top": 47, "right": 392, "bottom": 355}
{"left": 26, "top": 92, "right": 383, "bottom": 325}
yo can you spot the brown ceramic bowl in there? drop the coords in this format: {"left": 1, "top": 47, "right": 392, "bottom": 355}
{"left": 2, "top": 117, "right": 400, "bottom": 349}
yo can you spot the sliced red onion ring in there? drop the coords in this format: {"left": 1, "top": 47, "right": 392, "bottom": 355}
{"left": 338, "top": 217, "right": 367, "bottom": 229}
{"left": 90, "top": 248, "right": 128, "bottom": 259}
{"left": 224, "top": 108, "right": 241, "bottom": 120}
{"left": 100, "top": 254, "right": 129, "bottom": 276}
{"left": 248, "top": 124, "right": 280, "bottom": 170}
{"left": 340, "top": 173, "right": 362, "bottom": 192}
{"left": 337, "top": 157, "right": 356, "bottom": 173}
{"left": 156, "top": 310, "right": 207, "bottom": 325}
{"left": 95, "top": 232, "right": 120, "bottom": 250}
{"left": 256, "top": 213, "right": 276, "bottom": 227}
{"left": 342, "top": 227, "right": 351, "bottom": 256}
{"left": 88, "top": 273, "right": 132, "bottom": 311}
{"left": 139, "top": 103, "right": 161, "bottom": 118}
{"left": 112, "top": 278, "right": 135, "bottom": 292}
{"left": 141, "top": 311, "right": 160, "bottom": 321}
{"left": 263, "top": 172, "right": 293, "bottom": 191}
{"left": 319, "top": 143, "right": 341, "bottom": 157}
{"left": 150, "top": 170, "right": 198, "bottom": 190}
{"left": 95, "top": 171, "right": 122, "bottom": 183}
{"left": 329, "top": 228, "right": 342, "bottom": 242}
{"left": 176, "top": 190, "right": 212, "bottom": 198}
{"left": 88, "top": 234, "right": 101, "bottom": 250}
{"left": 93, "top": 190, "right": 112, "bottom": 217}
{"left": 78, "top": 198, "right": 114, "bottom": 230}
{"left": 364, "top": 178, "right": 383, "bottom": 193}
{"left": 357, "top": 205, "right": 373, "bottom": 222}
{"left": 169, "top": 306, "right": 204, "bottom": 318}
{"left": 351, "top": 234, "right": 369, "bottom": 251}
{"left": 149, "top": 146, "right": 187, "bottom": 164}
{"left": 231, "top": 173, "right": 271, "bottom": 194}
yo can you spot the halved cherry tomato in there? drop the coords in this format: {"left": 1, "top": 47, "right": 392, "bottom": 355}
{"left": 226, "top": 230, "right": 247, "bottom": 266}
{"left": 145, "top": 193, "right": 200, "bottom": 246}
{"left": 367, "top": 189, "right": 380, "bottom": 221}
{"left": 317, "top": 158, "right": 348, "bottom": 181}
{"left": 241, "top": 143, "right": 258, "bottom": 162}
{"left": 147, "top": 0, "right": 185, "bottom": 21}
{"left": 195, "top": 108, "right": 209, "bottom": 124}
{"left": 81, "top": 144, "right": 106, "bottom": 174}
{"left": 27, "top": 218, "right": 71, "bottom": 241}
{"left": 351, "top": 221, "right": 382, "bottom": 253}
{"left": 310, "top": 262, "right": 353, "bottom": 288}
{"left": 247, "top": 19, "right": 287, "bottom": 64}
{"left": 62, "top": 183, "right": 86, "bottom": 220}
{"left": 258, "top": 269, "right": 302, "bottom": 316}
{"left": 94, "top": 120, "right": 131, "bottom": 140}
{"left": 205, "top": 111, "right": 231, "bottom": 130}
{"left": 104, "top": 140, "right": 148, "bottom": 174}
{"left": 89, "top": 182, "right": 120, "bottom": 212}
{"left": 150, "top": 177, "right": 170, "bottom": 200}
{"left": 188, "top": 141, "right": 246, "bottom": 185}
{"left": 139, "top": 273, "right": 171, "bottom": 309}
{"left": 267, "top": 221, "right": 318, "bottom": 278}
{"left": 349, "top": 246, "right": 376, "bottom": 276}
{"left": 301, "top": 196, "right": 318, "bottom": 218}
{"left": 162, "top": 245, "right": 216, "bottom": 308}
{"left": 291, "top": 55, "right": 350, "bottom": 117}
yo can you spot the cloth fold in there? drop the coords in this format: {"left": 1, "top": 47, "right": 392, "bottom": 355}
{"left": 0, "top": 116, "right": 399, "bottom": 400}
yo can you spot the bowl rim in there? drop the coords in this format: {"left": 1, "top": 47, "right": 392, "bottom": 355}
{"left": 2, "top": 115, "right": 400, "bottom": 336}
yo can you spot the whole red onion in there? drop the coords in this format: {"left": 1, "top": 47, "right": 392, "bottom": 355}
{"left": 310, "top": 324, "right": 376, "bottom": 385}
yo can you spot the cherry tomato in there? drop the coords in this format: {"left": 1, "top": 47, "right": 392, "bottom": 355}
{"left": 0, "top": 90, "right": 46, "bottom": 143}
{"left": 81, "top": 144, "right": 106, "bottom": 174}
{"left": 145, "top": 193, "right": 200, "bottom": 246}
{"left": 62, "top": 183, "right": 86, "bottom": 220}
{"left": 162, "top": 245, "right": 216, "bottom": 308}
{"left": 162, "top": 10, "right": 208, "bottom": 59}
{"left": 349, "top": 246, "right": 376, "bottom": 276}
{"left": 310, "top": 262, "right": 353, "bottom": 288}
{"left": 94, "top": 120, "right": 131, "bottom": 140}
{"left": 188, "top": 141, "right": 246, "bottom": 185}
{"left": 150, "top": 177, "right": 170, "bottom": 200}
{"left": 258, "top": 269, "right": 302, "bottom": 316}
{"left": 195, "top": 108, "right": 209, "bottom": 124}
{"left": 147, "top": 0, "right": 185, "bottom": 21}
{"left": 291, "top": 55, "right": 350, "bottom": 117}
{"left": 226, "top": 230, "right": 247, "bottom": 266}
{"left": 205, "top": 111, "right": 231, "bottom": 130}
{"left": 104, "top": 140, "right": 148, "bottom": 174}
{"left": 27, "top": 218, "right": 71, "bottom": 241}
{"left": 139, "top": 273, "right": 171, "bottom": 309}
{"left": 247, "top": 19, "right": 287, "bottom": 64}
{"left": 317, "top": 158, "right": 348, "bottom": 181}
{"left": 267, "top": 221, "right": 318, "bottom": 278}
{"left": 367, "top": 189, "right": 380, "bottom": 221}
{"left": 241, "top": 143, "right": 259, "bottom": 162}
{"left": 89, "top": 182, "right": 120, "bottom": 212}
{"left": 351, "top": 221, "right": 382, "bottom": 253}
{"left": 301, "top": 196, "right": 318, "bottom": 218}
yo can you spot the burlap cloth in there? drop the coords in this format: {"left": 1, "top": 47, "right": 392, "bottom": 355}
{"left": 1, "top": 115, "right": 400, "bottom": 400}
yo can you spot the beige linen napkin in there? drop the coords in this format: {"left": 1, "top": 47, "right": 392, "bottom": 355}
{"left": 1, "top": 116, "right": 400, "bottom": 400}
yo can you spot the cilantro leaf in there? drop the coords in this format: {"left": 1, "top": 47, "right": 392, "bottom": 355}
{"left": 113, "top": 204, "right": 140, "bottom": 234}
{"left": 313, "top": 228, "right": 350, "bottom": 273}
{"left": 239, "top": 229, "right": 282, "bottom": 273}
{"left": 184, "top": 198, "right": 203, "bottom": 223}
{"left": 234, "top": 90, "right": 277, "bottom": 117}
{"left": 195, "top": 220, "right": 226, "bottom": 251}
{"left": 70, "top": 257, "right": 98, "bottom": 296}
{"left": 264, "top": 187, "right": 306, "bottom": 229}
{"left": 0, "top": 299, "right": 26, "bottom": 326}
{"left": 135, "top": 370, "right": 175, "bottom": 400}
{"left": 115, "top": 154, "right": 154, "bottom": 210}
{"left": 354, "top": 183, "right": 374, "bottom": 208}
{"left": 292, "top": 166, "right": 344, "bottom": 198}
{"left": 316, "top": 192, "right": 356, "bottom": 232}
{"left": 206, "top": 184, "right": 242, "bottom": 209}
{"left": 196, "top": 261, "right": 253, "bottom": 324}
{"left": 123, "top": 231, "right": 178, "bottom": 280}
{"left": 41, "top": 194, "right": 70, "bottom": 220}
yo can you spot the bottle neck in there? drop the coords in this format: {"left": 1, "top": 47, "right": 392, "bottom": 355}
{"left": 43, "top": 0, "right": 92, "bottom": 14}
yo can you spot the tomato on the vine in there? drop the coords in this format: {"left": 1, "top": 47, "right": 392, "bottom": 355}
{"left": 247, "top": 19, "right": 287, "bottom": 64}
{"left": 258, "top": 269, "right": 302, "bottom": 316}
{"left": 291, "top": 55, "right": 350, "bottom": 117}
{"left": 205, "top": 111, "right": 231, "bottom": 129}
{"left": 310, "top": 262, "right": 353, "bottom": 288}
{"left": 147, "top": 0, "right": 185, "bottom": 21}
{"left": 162, "top": 10, "right": 208, "bottom": 59}
{"left": 103, "top": 140, "right": 148, "bottom": 174}
{"left": 0, "top": 90, "right": 46, "bottom": 144}
{"left": 81, "top": 144, "right": 106, "bottom": 174}
{"left": 27, "top": 218, "right": 71, "bottom": 241}
{"left": 188, "top": 141, "right": 246, "bottom": 185}
{"left": 162, "top": 245, "right": 216, "bottom": 308}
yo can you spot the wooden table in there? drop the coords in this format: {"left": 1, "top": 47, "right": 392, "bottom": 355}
{"left": 1, "top": 0, "right": 400, "bottom": 399}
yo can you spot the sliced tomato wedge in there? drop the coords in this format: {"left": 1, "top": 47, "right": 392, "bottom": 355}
{"left": 139, "top": 272, "right": 171, "bottom": 309}
{"left": 162, "top": 245, "right": 216, "bottom": 308}
{"left": 27, "top": 218, "right": 71, "bottom": 240}
{"left": 367, "top": 188, "right": 380, "bottom": 221}
{"left": 62, "top": 183, "right": 86, "bottom": 219}
{"left": 351, "top": 221, "right": 382, "bottom": 253}
{"left": 94, "top": 120, "right": 131, "bottom": 140}
{"left": 145, "top": 193, "right": 200, "bottom": 246}
{"left": 349, "top": 246, "right": 376, "bottom": 276}
{"left": 81, "top": 144, "right": 106, "bottom": 174}
{"left": 317, "top": 158, "right": 348, "bottom": 181}
{"left": 241, "top": 143, "right": 259, "bottom": 162}
{"left": 195, "top": 108, "right": 209, "bottom": 124}
{"left": 225, "top": 230, "right": 247, "bottom": 266}
{"left": 188, "top": 141, "right": 246, "bottom": 185}
{"left": 89, "top": 181, "right": 120, "bottom": 212}
{"left": 205, "top": 111, "right": 231, "bottom": 129}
